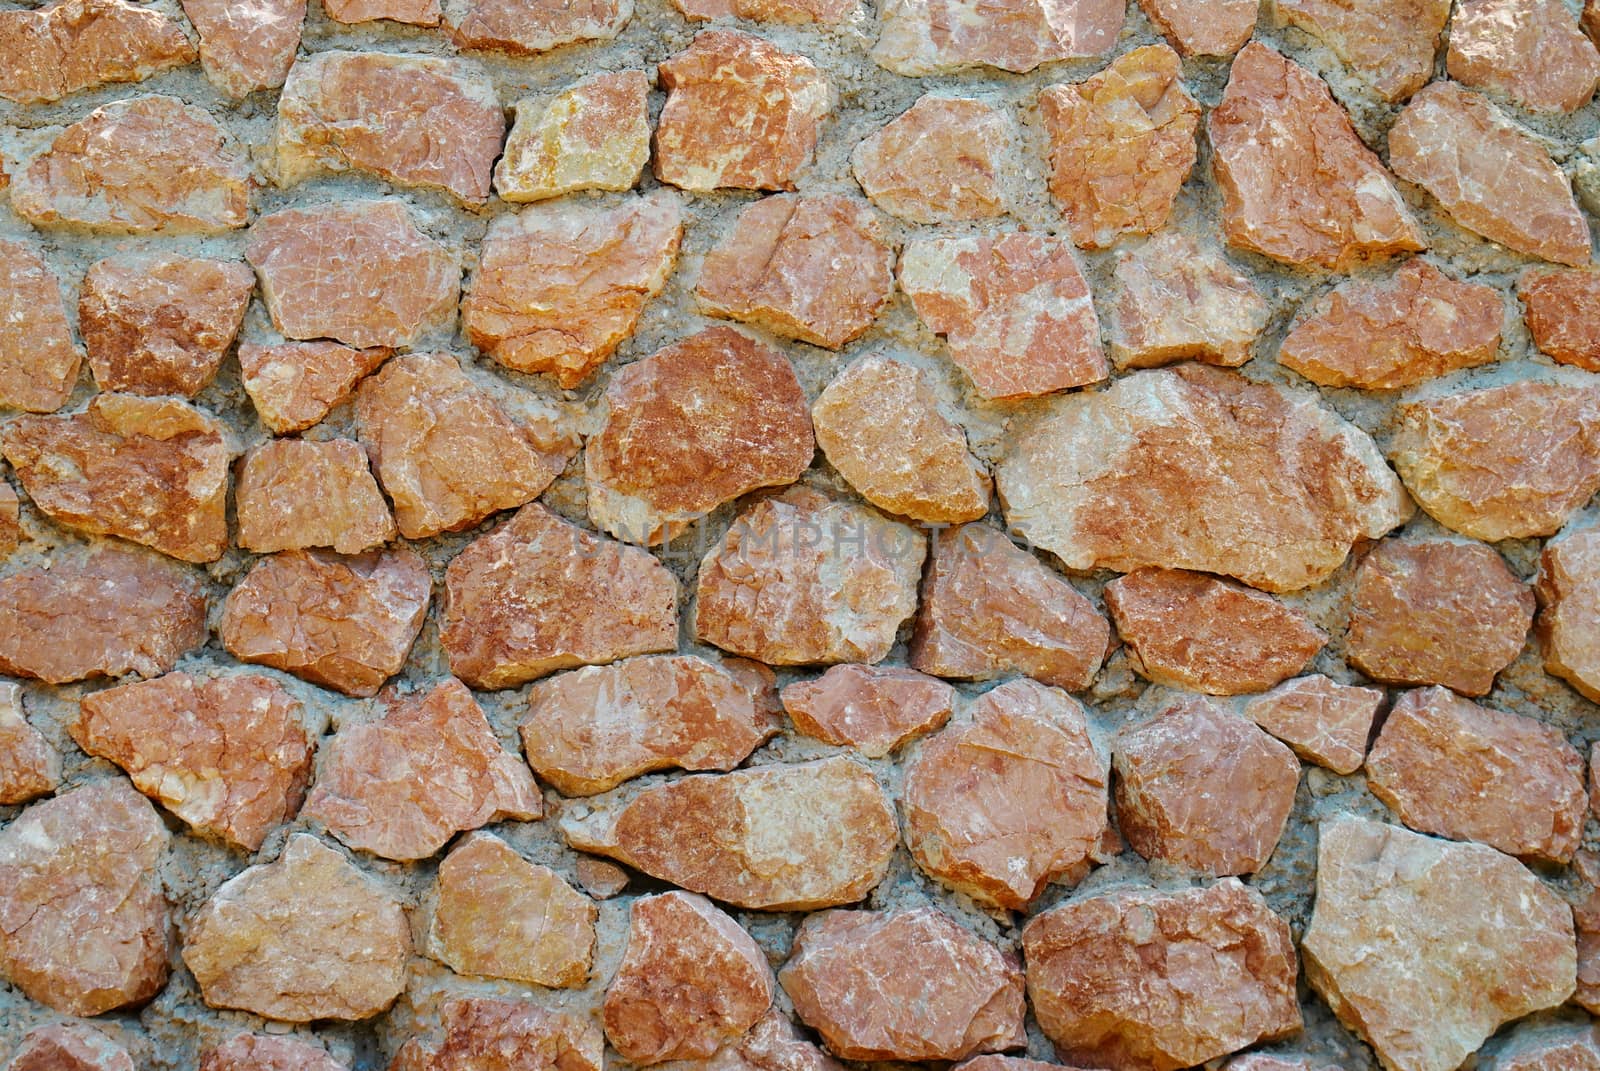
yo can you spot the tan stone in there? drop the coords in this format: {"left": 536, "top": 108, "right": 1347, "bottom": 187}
{"left": 463, "top": 193, "right": 682, "bottom": 388}
{"left": 1209, "top": 43, "right": 1424, "bottom": 270}
{"left": 239, "top": 340, "right": 392, "bottom": 434}
{"left": 899, "top": 231, "right": 1105, "bottom": 398}
{"left": 1108, "top": 229, "right": 1268, "bottom": 369}
{"left": 0, "top": 684, "right": 58, "bottom": 806}
{"left": 703, "top": 1011, "right": 844, "bottom": 1071}
{"left": 1575, "top": 852, "right": 1600, "bottom": 1014}
{"left": 2, "top": 394, "right": 230, "bottom": 563}
{"left": 780, "top": 907, "right": 1025, "bottom": 1061}
{"left": 323, "top": 0, "right": 440, "bottom": 23}
{"left": 562, "top": 756, "right": 897, "bottom": 910}
{"left": 220, "top": 547, "right": 431, "bottom": 698}
{"left": 496, "top": 72, "right": 650, "bottom": 202}
{"left": 1023, "top": 880, "right": 1301, "bottom": 1071}
{"left": 780, "top": 664, "right": 954, "bottom": 757}
{"left": 997, "top": 364, "right": 1412, "bottom": 592}
{"left": 1243, "top": 675, "right": 1383, "bottom": 775}
{"left": 0, "top": 780, "right": 170, "bottom": 1016}
{"left": 1537, "top": 528, "right": 1600, "bottom": 702}
{"left": 955, "top": 1059, "right": 1066, "bottom": 1071}
{"left": 247, "top": 200, "right": 459, "bottom": 349}
{"left": 1480, "top": 1023, "right": 1600, "bottom": 1071}
{"left": 11, "top": 96, "right": 252, "bottom": 234}
{"left": 871, "top": 0, "right": 1121, "bottom": 74}
{"left": 0, "top": 0, "right": 194, "bottom": 103}
{"left": 183, "top": 833, "right": 411, "bottom": 1022}
{"left": 1390, "top": 82, "right": 1591, "bottom": 267}
{"left": 1522, "top": 268, "right": 1600, "bottom": 371}
{"left": 575, "top": 857, "right": 629, "bottom": 899}
{"left": 1273, "top": 0, "right": 1450, "bottom": 102}
{"left": 201, "top": 1034, "right": 349, "bottom": 1071}
{"left": 0, "top": 238, "right": 82, "bottom": 413}
{"left": 391, "top": 998, "right": 602, "bottom": 1071}
{"left": 429, "top": 831, "right": 595, "bottom": 987}
{"left": 0, "top": 480, "right": 19, "bottom": 558}
{"left": 655, "top": 30, "right": 831, "bottom": 192}
{"left": 73, "top": 672, "right": 314, "bottom": 851}
{"left": 1137, "top": 0, "right": 1255, "bottom": 56}
{"left": 586, "top": 327, "right": 812, "bottom": 545}
{"left": 675, "top": 0, "right": 854, "bottom": 22}
{"left": 1302, "top": 817, "right": 1576, "bottom": 1071}
{"left": 446, "top": 0, "right": 631, "bottom": 53}
{"left": 183, "top": 0, "right": 305, "bottom": 98}
{"left": 235, "top": 438, "right": 394, "bottom": 555}
{"left": 1115, "top": 697, "right": 1301, "bottom": 875}
{"left": 1391, "top": 380, "right": 1600, "bottom": 541}
{"left": 904, "top": 678, "right": 1108, "bottom": 910}
{"left": 9, "top": 1024, "right": 134, "bottom": 1071}
{"left": 1222, "top": 1056, "right": 1319, "bottom": 1071}
{"left": 1448, "top": 0, "right": 1600, "bottom": 113}
{"left": 851, "top": 97, "right": 1008, "bottom": 223}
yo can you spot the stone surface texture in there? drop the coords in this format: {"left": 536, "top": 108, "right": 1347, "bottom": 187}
{"left": 1108, "top": 229, "right": 1267, "bottom": 369}
{"left": 1447, "top": 0, "right": 1600, "bottom": 113}
{"left": 238, "top": 340, "right": 392, "bottom": 435}
{"left": 0, "top": 684, "right": 59, "bottom": 805}
{"left": 1274, "top": 0, "right": 1449, "bottom": 101}
{"left": 496, "top": 71, "right": 650, "bottom": 201}
{"left": 851, "top": 96, "right": 1009, "bottom": 223}
{"left": 183, "top": 0, "right": 305, "bottom": 98}
{"left": 0, "top": 237, "right": 83, "bottom": 413}
{"left": 8, "top": 1023, "right": 135, "bottom": 1071}
{"left": 1138, "top": 0, "right": 1255, "bottom": 56}
{"left": 0, "top": 0, "right": 195, "bottom": 103}
{"left": 1243, "top": 674, "right": 1383, "bottom": 775}
{"left": 391, "top": 998, "right": 603, "bottom": 1071}
{"left": 234, "top": 438, "right": 395, "bottom": 554}
{"left": 445, "top": 0, "right": 633, "bottom": 55}
{"left": 200, "top": 1034, "right": 349, "bottom": 1071}
{"left": 780, "top": 663, "right": 954, "bottom": 757}
{"left": 1523, "top": 268, "right": 1600, "bottom": 371}
{"left": 1537, "top": 527, "right": 1600, "bottom": 701}
{"left": 871, "top": 0, "right": 1122, "bottom": 74}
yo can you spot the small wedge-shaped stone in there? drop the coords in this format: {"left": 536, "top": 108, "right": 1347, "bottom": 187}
{"left": 1538, "top": 528, "right": 1600, "bottom": 702}
{"left": 905, "top": 678, "right": 1108, "bottom": 910}
{"left": 463, "top": 193, "right": 682, "bottom": 388}
{"left": 392, "top": 998, "right": 602, "bottom": 1071}
{"left": 183, "top": 0, "right": 305, "bottom": 98}
{"left": 183, "top": 833, "right": 411, "bottom": 1022}
{"left": 221, "top": 547, "right": 431, "bottom": 698}
{"left": 1109, "top": 229, "right": 1267, "bottom": 369}
{"left": 1137, "top": 0, "right": 1254, "bottom": 56}
{"left": 1209, "top": 43, "right": 1424, "bottom": 270}
{"left": 0, "top": 0, "right": 194, "bottom": 103}
{"left": 446, "top": 0, "right": 632, "bottom": 53}
{"left": 430, "top": 831, "right": 595, "bottom": 987}
{"left": 1522, "top": 268, "right": 1600, "bottom": 371}
{"left": 523, "top": 654, "right": 779, "bottom": 796}
{"left": 0, "top": 238, "right": 82, "bottom": 413}
{"left": 73, "top": 672, "right": 314, "bottom": 851}
{"left": 0, "top": 684, "right": 59, "bottom": 805}
{"left": 1105, "top": 568, "right": 1326, "bottom": 695}
{"left": 1243, "top": 675, "right": 1383, "bottom": 775}
{"left": 1024, "top": 880, "right": 1301, "bottom": 1071}
{"left": 780, "top": 664, "right": 954, "bottom": 757}
{"left": 235, "top": 438, "right": 395, "bottom": 554}
{"left": 0, "top": 780, "right": 170, "bottom": 1016}
{"left": 781, "top": 907, "right": 1025, "bottom": 1061}
{"left": 240, "top": 340, "right": 391, "bottom": 434}
{"left": 852, "top": 97, "right": 1008, "bottom": 223}
{"left": 655, "top": 30, "right": 831, "bottom": 192}
{"left": 441, "top": 503, "right": 678, "bottom": 690}
{"left": 872, "top": 0, "right": 1121, "bottom": 74}
{"left": 9, "top": 1024, "right": 135, "bottom": 1071}
{"left": 1448, "top": 0, "right": 1600, "bottom": 114}
{"left": 1390, "top": 82, "right": 1591, "bottom": 267}
{"left": 563, "top": 756, "right": 897, "bottom": 910}
{"left": 1303, "top": 817, "right": 1576, "bottom": 1071}
{"left": 605, "top": 892, "right": 774, "bottom": 1064}
{"left": 899, "top": 231, "right": 1105, "bottom": 398}
{"left": 201, "top": 1034, "right": 348, "bottom": 1071}
{"left": 12, "top": 96, "right": 252, "bottom": 234}
{"left": 586, "top": 326, "right": 812, "bottom": 545}
{"left": 277, "top": 51, "right": 504, "bottom": 205}
{"left": 997, "top": 364, "right": 1411, "bottom": 592}
{"left": 3, "top": 394, "right": 230, "bottom": 563}
{"left": 496, "top": 72, "right": 649, "bottom": 202}
{"left": 1273, "top": 0, "right": 1450, "bottom": 102}
{"left": 247, "top": 200, "right": 459, "bottom": 349}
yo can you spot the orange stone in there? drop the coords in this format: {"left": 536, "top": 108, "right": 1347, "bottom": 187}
{"left": 239, "top": 340, "right": 392, "bottom": 434}
{"left": 871, "top": 0, "right": 1121, "bottom": 73}
{"left": 0, "top": 683, "right": 60, "bottom": 806}
{"left": 1537, "top": 528, "right": 1600, "bottom": 702}
{"left": 220, "top": 547, "right": 431, "bottom": 698}
{"left": 392, "top": 998, "right": 602, "bottom": 1071}
{"left": 0, "top": 0, "right": 194, "bottom": 103}
{"left": 1521, "top": 268, "right": 1600, "bottom": 371}
{"left": 1479, "top": 1023, "right": 1600, "bottom": 1071}
{"left": 779, "top": 907, "right": 1025, "bottom": 1061}
{"left": 1109, "top": 229, "right": 1268, "bottom": 369}
{"left": 463, "top": 193, "right": 682, "bottom": 388}
{"left": 322, "top": 0, "right": 440, "bottom": 23}
{"left": 201, "top": 1034, "right": 348, "bottom": 1071}
{"left": 182, "top": 0, "right": 305, "bottom": 97}
{"left": 701, "top": 1011, "right": 845, "bottom": 1071}
{"left": 654, "top": 30, "right": 831, "bottom": 192}
{"left": 575, "top": 857, "right": 629, "bottom": 899}
{"left": 446, "top": 0, "right": 631, "bottom": 53}
{"left": 1274, "top": 0, "right": 1451, "bottom": 102}
{"left": 781, "top": 664, "right": 954, "bottom": 757}
{"left": 675, "top": 0, "right": 854, "bottom": 21}
{"left": 2, "top": 394, "right": 231, "bottom": 563}
{"left": 851, "top": 96, "right": 1008, "bottom": 223}
{"left": 235, "top": 438, "right": 394, "bottom": 554}
{"left": 0, "top": 238, "right": 83, "bottom": 413}
{"left": 1136, "top": 0, "right": 1255, "bottom": 56}
{"left": 898, "top": 231, "right": 1106, "bottom": 398}
{"left": 73, "top": 672, "right": 314, "bottom": 851}
{"left": 9, "top": 1024, "right": 134, "bottom": 1071}
{"left": 0, "top": 480, "right": 19, "bottom": 558}
{"left": 1209, "top": 43, "right": 1424, "bottom": 270}
{"left": 1574, "top": 852, "right": 1600, "bottom": 1014}
{"left": 496, "top": 71, "right": 650, "bottom": 202}
{"left": 1243, "top": 675, "right": 1384, "bottom": 775}
{"left": 1448, "top": 0, "right": 1600, "bottom": 113}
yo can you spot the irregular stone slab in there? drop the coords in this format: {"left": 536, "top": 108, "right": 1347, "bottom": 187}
{"left": 1302, "top": 817, "right": 1576, "bottom": 1071}
{"left": 392, "top": 998, "right": 602, "bottom": 1071}
{"left": 655, "top": 30, "right": 831, "bottom": 192}
{"left": 1390, "top": 82, "right": 1591, "bottom": 267}
{"left": 0, "top": 237, "right": 83, "bottom": 413}
{"left": 675, "top": 0, "right": 854, "bottom": 21}
{"left": 0, "top": 780, "right": 170, "bottom": 1016}
{"left": 1366, "top": 687, "right": 1585, "bottom": 862}
{"left": 201, "top": 1034, "right": 349, "bottom": 1071}
{"left": 1391, "top": 380, "right": 1600, "bottom": 541}
{"left": 851, "top": 97, "right": 1008, "bottom": 223}
{"left": 239, "top": 340, "right": 391, "bottom": 434}
{"left": 235, "top": 438, "right": 395, "bottom": 555}
{"left": 1447, "top": 0, "right": 1600, "bottom": 114}
{"left": 221, "top": 547, "right": 431, "bottom": 698}
{"left": 1538, "top": 528, "right": 1600, "bottom": 701}
{"left": 0, "top": 0, "right": 194, "bottom": 104}
{"left": 80, "top": 254, "right": 255, "bottom": 398}
{"left": 1023, "top": 880, "right": 1301, "bottom": 1071}
{"left": 1209, "top": 43, "right": 1424, "bottom": 270}
{"left": 2, "top": 394, "right": 230, "bottom": 563}
{"left": 1136, "top": 0, "right": 1255, "bottom": 56}
{"left": 9, "top": 1023, "right": 135, "bottom": 1071}
{"left": 586, "top": 326, "right": 812, "bottom": 545}
{"left": 0, "top": 545, "right": 206, "bottom": 684}
{"left": 899, "top": 231, "right": 1105, "bottom": 398}
{"left": 446, "top": 0, "right": 631, "bottom": 53}
{"left": 905, "top": 678, "right": 1107, "bottom": 909}
{"left": 277, "top": 51, "right": 504, "bottom": 205}
{"left": 694, "top": 488, "right": 924, "bottom": 665}
{"left": 323, "top": 0, "right": 440, "bottom": 23}
{"left": 463, "top": 193, "right": 682, "bottom": 388}
{"left": 1115, "top": 697, "right": 1301, "bottom": 875}
{"left": 1243, "top": 675, "right": 1383, "bottom": 775}
{"left": 356, "top": 352, "right": 576, "bottom": 539}
{"left": 183, "top": 833, "right": 411, "bottom": 1022}
{"left": 997, "top": 364, "right": 1411, "bottom": 592}
{"left": 562, "top": 756, "right": 897, "bottom": 910}
{"left": 872, "top": 0, "right": 1121, "bottom": 74}
{"left": 1108, "top": 229, "right": 1267, "bottom": 369}
{"left": 11, "top": 96, "right": 252, "bottom": 235}
{"left": 605, "top": 892, "right": 774, "bottom": 1064}
{"left": 1347, "top": 539, "right": 1533, "bottom": 695}
{"left": 0, "top": 684, "right": 59, "bottom": 805}
{"left": 441, "top": 504, "right": 678, "bottom": 689}
{"left": 183, "top": 0, "right": 305, "bottom": 98}
{"left": 780, "top": 907, "right": 1025, "bottom": 1061}
{"left": 1522, "top": 268, "right": 1600, "bottom": 371}
{"left": 1040, "top": 45, "right": 1199, "bottom": 250}
{"left": 781, "top": 664, "right": 954, "bottom": 757}
{"left": 429, "top": 831, "right": 595, "bottom": 987}
{"left": 73, "top": 672, "right": 314, "bottom": 851}
{"left": 1273, "top": 0, "right": 1450, "bottom": 102}
{"left": 523, "top": 654, "right": 778, "bottom": 796}
{"left": 496, "top": 71, "right": 650, "bottom": 202}
{"left": 247, "top": 200, "right": 459, "bottom": 349}
{"left": 1479, "top": 1023, "right": 1600, "bottom": 1071}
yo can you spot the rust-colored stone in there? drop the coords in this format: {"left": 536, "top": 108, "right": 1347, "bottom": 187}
{"left": 1273, "top": 0, "right": 1450, "bottom": 102}
{"left": 780, "top": 663, "right": 954, "bottom": 757}
{"left": 1136, "top": 0, "right": 1255, "bottom": 56}
{"left": 1521, "top": 268, "right": 1600, "bottom": 371}
{"left": 1243, "top": 675, "right": 1383, "bottom": 775}
{"left": 1448, "top": 0, "right": 1600, "bottom": 113}
{"left": 391, "top": 998, "right": 602, "bottom": 1071}
{"left": 575, "top": 857, "right": 629, "bottom": 899}
{"left": 0, "top": 480, "right": 18, "bottom": 558}
{"left": 675, "top": 0, "right": 854, "bottom": 21}
{"left": 496, "top": 71, "right": 650, "bottom": 202}
{"left": 0, "top": 0, "right": 194, "bottom": 104}
{"left": 1575, "top": 852, "right": 1600, "bottom": 1014}
{"left": 323, "top": 0, "right": 440, "bottom": 23}
{"left": 851, "top": 96, "right": 1008, "bottom": 223}
{"left": 8, "top": 1024, "right": 134, "bottom": 1071}
{"left": 1537, "top": 527, "right": 1600, "bottom": 702}
{"left": 871, "top": 0, "right": 1121, "bottom": 74}
{"left": 239, "top": 340, "right": 392, "bottom": 435}
{"left": 183, "top": 0, "right": 305, "bottom": 98}
{"left": 201, "top": 1034, "right": 349, "bottom": 1071}
{"left": 0, "top": 238, "right": 82, "bottom": 413}
{"left": 235, "top": 438, "right": 395, "bottom": 555}
{"left": 1108, "top": 229, "right": 1268, "bottom": 369}
{"left": 0, "top": 683, "right": 59, "bottom": 806}
{"left": 446, "top": 0, "right": 632, "bottom": 54}
{"left": 702, "top": 1011, "right": 844, "bottom": 1071}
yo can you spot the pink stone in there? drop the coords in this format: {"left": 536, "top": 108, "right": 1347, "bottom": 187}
{"left": 851, "top": 96, "right": 1009, "bottom": 223}
{"left": 239, "top": 340, "right": 392, "bottom": 434}
{"left": 234, "top": 438, "right": 395, "bottom": 555}
{"left": 701, "top": 1012, "right": 844, "bottom": 1071}
{"left": 780, "top": 664, "right": 954, "bottom": 757}
{"left": 496, "top": 72, "right": 650, "bottom": 202}
{"left": 1522, "top": 268, "right": 1600, "bottom": 371}
{"left": 575, "top": 857, "right": 629, "bottom": 899}
{"left": 1136, "top": 0, "right": 1255, "bottom": 56}
{"left": 1274, "top": 0, "right": 1451, "bottom": 102}
{"left": 0, "top": 683, "right": 60, "bottom": 805}
{"left": 1243, "top": 675, "right": 1383, "bottom": 775}
{"left": 0, "top": 0, "right": 194, "bottom": 103}
{"left": 1108, "top": 229, "right": 1268, "bottom": 369}
{"left": 1537, "top": 527, "right": 1600, "bottom": 702}
{"left": 9, "top": 1024, "right": 133, "bottom": 1071}
{"left": 446, "top": 0, "right": 631, "bottom": 54}
{"left": 871, "top": 0, "right": 1121, "bottom": 74}
{"left": 1448, "top": 0, "right": 1600, "bottom": 113}
{"left": 182, "top": 0, "right": 305, "bottom": 98}
{"left": 1480, "top": 1023, "right": 1600, "bottom": 1071}
{"left": 675, "top": 0, "right": 854, "bottom": 21}
{"left": 392, "top": 998, "right": 602, "bottom": 1071}
{"left": 201, "top": 1034, "right": 348, "bottom": 1071}
{"left": 0, "top": 237, "right": 82, "bottom": 413}
{"left": 322, "top": 0, "right": 440, "bottom": 23}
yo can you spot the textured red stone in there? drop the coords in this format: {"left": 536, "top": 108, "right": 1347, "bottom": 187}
{"left": 234, "top": 438, "right": 395, "bottom": 555}
{"left": 1243, "top": 675, "right": 1384, "bottom": 775}
{"left": 391, "top": 998, "right": 602, "bottom": 1071}
{"left": 1521, "top": 268, "right": 1600, "bottom": 371}
{"left": 201, "top": 1034, "right": 349, "bottom": 1071}
{"left": 1136, "top": 0, "right": 1255, "bottom": 56}
{"left": 0, "top": 0, "right": 195, "bottom": 103}
{"left": 1447, "top": 0, "right": 1600, "bottom": 113}
{"left": 447, "top": 0, "right": 631, "bottom": 53}
{"left": 1274, "top": 0, "right": 1450, "bottom": 101}
{"left": 851, "top": 96, "right": 1009, "bottom": 223}
{"left": 0, "top": 238, "right": 83, "bottom": 413}
{"left": 701, "top": 1011, "right": 845, "bottom": 1071}
{"left": 183, "top": 0, "right": 305, "bottom": 98}
{"left": 675, "top": 0, "right": 854, "bottom": 21}
{"left": 780, "top": 663, "right": 954, "bottom": 757}
{"left": 1108, "top": 229, "right": 1268, "bottom": 369}
{"left": 8, "top": 1024, "right": 135, "bottom": 1071}
{"left": 871, "top": 0, "right": 1122, "bottom": 73}
{"left": 0, "top": 683, "right": 59, "bottom": 806}
{"left": 1537, "top": 528, "right": 1600, "bottom": 702}
{"left": 239, "top": 340, "right": 392, "bottom": 434}
{"left": 575, "top": 857, "right": 630, "bottom": 899}
{"left": 323, "top": 0, "right": 440, "bottom": 23}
